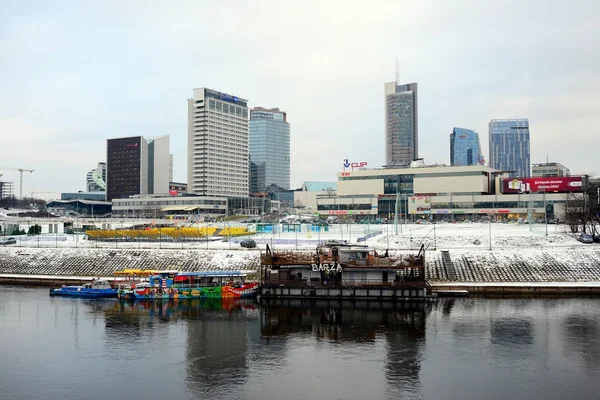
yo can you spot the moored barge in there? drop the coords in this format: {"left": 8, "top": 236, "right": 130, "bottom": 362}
{"left": 259, "top": 242, "right": 433, "bottom": 300}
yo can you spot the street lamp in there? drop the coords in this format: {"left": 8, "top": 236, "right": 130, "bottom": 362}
{"left": 488, "top": 215, "right": 492, "bottom": 250}
{"left": 543, "top": 188, "right": 548, "bottom": 236}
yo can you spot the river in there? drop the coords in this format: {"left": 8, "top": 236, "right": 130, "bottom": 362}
{"left": 1, "top": 287, "right": 599, "bottom": 400}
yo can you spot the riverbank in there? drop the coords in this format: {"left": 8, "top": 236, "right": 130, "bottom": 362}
{"left": 2, "top": 245, "right": 600, "bottom": 293}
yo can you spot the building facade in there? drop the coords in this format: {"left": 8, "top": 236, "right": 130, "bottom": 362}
{"left": 61, "top": 192, "right": 107, "bottom": 201}
{"left": 385, "top": 82, "right": 418, "bottom": 166}
{"left": 86, "top": 162, "right": 106, "bottom": 192}
{"left": 249, "top": 107, "right": 290, "bottom": 192}
{"left": 169, "top": 182, "right": 188, "bottom": 194}
{"left": 489, "top": 119, "right": 530, "bottom": 177}
{"left": 316, "top": 164, "right": 582, "bottom": 222}
{"left": 532, "top": 162, "right": 570, "bottom": 177}
{"left": 187, "top": 88, "right": 249, "bottom": 197}
{"left": 106, "top": 136, "right": 148, "bottom": 202}
{"left": 146, "top": 135, "right": 170, "bottom": 195}
{"left": 0, "top": 181, "right": 15, "bottom": 208}
{"left": 450, "top": 128, "right": 483, "bottom": 166}
{"left": 111, "top": 194, "right": 272, "bottom": 217}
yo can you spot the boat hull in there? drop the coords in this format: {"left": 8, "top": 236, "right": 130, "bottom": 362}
{"left": 50, "top": 288, "right": 118, "bottom": 298}
{"left": 119, "top": 283, "right": 258, "bottom": 300}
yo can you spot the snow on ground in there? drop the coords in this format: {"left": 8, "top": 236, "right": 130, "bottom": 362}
{"left": 369, "top": 222, "right": 584, "bottom": 250}
{"left": 0, "top": 222, "right": 588, "bottom": 251}
{"left": 2, "top": 223, "right": 599, "bottom": 282}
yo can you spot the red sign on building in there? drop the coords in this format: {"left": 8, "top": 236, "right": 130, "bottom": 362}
{"left": 501, "top": 177, "right": 583, "bottom": 194}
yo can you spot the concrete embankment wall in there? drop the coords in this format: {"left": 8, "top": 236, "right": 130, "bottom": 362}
{"left": 0, "top": 248, "right": 260, "bottom": 279}
{"left": 2, "top": 247, "right": 600, "bottom": 291}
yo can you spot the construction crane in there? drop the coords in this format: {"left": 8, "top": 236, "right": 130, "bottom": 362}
{"left": 0, "top": 167, "right": 34, "bottom": 199}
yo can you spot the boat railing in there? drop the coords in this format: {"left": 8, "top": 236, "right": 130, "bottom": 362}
{"left": 261, "top": 252, "right": 317, "bottom": 265}
{"left": 263, "top": 277, "right": 428, "bottom": 289}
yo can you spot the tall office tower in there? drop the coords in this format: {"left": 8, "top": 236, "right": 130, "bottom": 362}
{"left": 385, "top": 82, "right": 418, "bottom": 166}
{"left": 450, "top": 128, "right": 484, "bottom": 166}
{"left": 146, "top": 135, "right": 170, "bottom": 195}
{"left": 249, "top": 107, "right": 290, "bottom": 193}
{"left": 106, "top": 136, "right": 148, "bottom": 202}
{"left": 169, "top": 154, "right": 174, "bottom": 182}
{"left": 187, "top": 88, "right": 249, "bottom": 196}
{"left": 86, "top": 162, "right": 107, "bottom": 192}
{"left": 489, "top": 119, "right": 530, "bottom": 177}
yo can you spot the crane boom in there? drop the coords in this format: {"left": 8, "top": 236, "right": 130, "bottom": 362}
{"left": 0, "top": 167, "right": 35, "bottom": 199}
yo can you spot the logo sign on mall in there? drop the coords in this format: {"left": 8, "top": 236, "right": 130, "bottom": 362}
{"left": 502, "top": 177, "right": 583, "bottom": 194}
{"left": 219, "top": 94, "right": 239, "bottom": 103}
{"left": 343, "top": 159, "right": 368, "bottom": 171}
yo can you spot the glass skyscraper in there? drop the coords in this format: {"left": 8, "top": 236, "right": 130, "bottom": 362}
{"left": 385, "top": 82, "right": 418, "bottom": 166}
{"left": 249, "top": 107, "right": 290, "bottom": 192}
{"left": 450, "top": 128, "right": 483, "bottom": 166}
{"left": 489, "top": 119, "right": 530, "bottom": 177}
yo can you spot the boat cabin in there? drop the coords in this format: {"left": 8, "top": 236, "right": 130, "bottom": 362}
{"left": 261, "top": 243, "right": 426, "bottom": 289}
{"left": 83, "top": 280, "right": 113, "bottom": 290}
{"left": 147, "top": 271, "right": 178, "bottom": 288}
{"left": 174, "top": 271, "right": 248, "bottom": 288}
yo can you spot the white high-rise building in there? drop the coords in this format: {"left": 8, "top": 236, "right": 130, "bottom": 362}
{"left": 86, "top": 162, "right": 106, "bottom": 192}
{"left": 187, "top": 88, "right": 249, "bottom": 196}
{"left": 169, "top": 154, "right": 174, "bottom": 182}
{"left": 146, "top": 135, "right": 171, "bottom": 195}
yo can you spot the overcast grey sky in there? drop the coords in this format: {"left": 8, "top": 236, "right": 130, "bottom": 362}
{"left": 1, "top": 0, "right": 598, "bottom": 198}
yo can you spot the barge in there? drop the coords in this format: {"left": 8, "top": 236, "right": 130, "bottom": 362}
{"left": 259, "top": 242, "right": 433, "bottom": 301}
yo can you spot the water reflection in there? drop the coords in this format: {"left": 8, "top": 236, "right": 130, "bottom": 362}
{"left": 260, "top": 299, "right": 430, "bottom": 342}
{"left": 97, "top": 298, "right": 259, "bottom": 398}
{"left": 101, "top": 298, "right": 257, "bottom": 325}
{"left": 260, "top": 299, "right": 431, "bottom": 398}
{"left": 4, "top": 289, "right": 600, "bottom": 400}
{"left": 563, "top": 315, "right": 600, "bottom": 369}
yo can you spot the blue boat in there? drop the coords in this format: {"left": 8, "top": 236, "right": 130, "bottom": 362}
{"left": 49, "top": 280, "right": 118, "bottom": 298}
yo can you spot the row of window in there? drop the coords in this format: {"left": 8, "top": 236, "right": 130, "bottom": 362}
{"left": 114, "top": 199, "right": 226, "bottom": 206}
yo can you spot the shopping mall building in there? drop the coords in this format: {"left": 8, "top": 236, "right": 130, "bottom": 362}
{"left": 316, "top": 163, "right": 586, "bottom": 221}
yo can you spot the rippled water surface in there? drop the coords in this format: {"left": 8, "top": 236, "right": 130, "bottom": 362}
{"left": 1, "top": 287, "right": 600, "bottom": 400}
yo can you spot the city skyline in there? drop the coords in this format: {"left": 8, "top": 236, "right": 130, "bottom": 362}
{"left": 1, "top": 1, "right": 599, "bottom": 197}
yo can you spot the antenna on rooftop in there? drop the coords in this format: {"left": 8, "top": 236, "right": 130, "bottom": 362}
{"left": 395, "top": 58, "right": 400, "bottom": 85}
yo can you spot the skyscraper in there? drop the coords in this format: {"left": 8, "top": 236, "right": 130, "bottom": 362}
{"left": 249, "top": 107, "right": 290, "bottom": 193}
{"left": 146, "top": 135, "right": 170, "bottom": 195}
{"left": 106, "top": 136, "right": 148, "bottom": 202}
{"left": 86, "top": 162, "right": 106, "bottom": 192}
{"left": 187, "top": 88, "right": 249, "bottom": 196}
{"left": 385, "top": 82, "right": 418, "bottom": 166}
{"left": 450, "top": 128, "right": 484, "bottom": 166}
{"left": 106, "top": 135, "right": 170, "bottom": 201}
{"left": 489, "top": 119, "right": 530, "bottom": 177}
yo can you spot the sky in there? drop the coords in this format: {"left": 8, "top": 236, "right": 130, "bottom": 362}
{"left": 1, "top": 0, "right": 599, "bottom": 199}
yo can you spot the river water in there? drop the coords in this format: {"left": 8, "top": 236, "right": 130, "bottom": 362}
{"left": 1, "top": 287, "right": 600, "bottom": 400}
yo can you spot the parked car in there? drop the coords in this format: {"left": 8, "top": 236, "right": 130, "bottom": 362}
{"left": 578, "top": 234, "right": 594, "bottom": 244}
{"left": 240, "top": 239, "right": 257, "bottom": 248}
{"left": 593, "top": 236, "right": 600, "bottom": 244}
{"left": 0, "top": 237, "right": 17, "bottom": 245}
